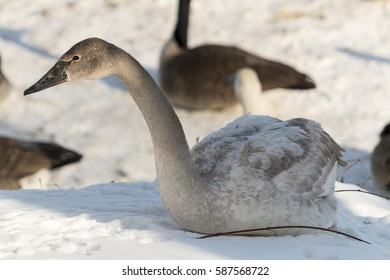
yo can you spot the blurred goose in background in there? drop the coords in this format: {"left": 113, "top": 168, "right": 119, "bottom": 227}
{"left": 0, "top": 53, "right": 11, "bottom": 103}
{"left": 159, "top": 0, "right": 316, "bottom": 112}
{"left": 24, "top": 38, "right": 345, "bottom": 236}
{"left": 0, "top": 136, "right": 82, "bottom": 190}
{"left": 371, "top": 123, "right": 390, "bottom": 191}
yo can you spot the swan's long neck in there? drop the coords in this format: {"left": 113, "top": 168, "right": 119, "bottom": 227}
{"left": 114, "top": 50, "right": 204, "bottom": 213}
{"left": 173, "top": 0, "right": 190, "bottom": 48}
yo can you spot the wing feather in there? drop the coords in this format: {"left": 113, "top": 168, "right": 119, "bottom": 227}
{"left": 191, "top": 115, "right": 344, "bottom": 196}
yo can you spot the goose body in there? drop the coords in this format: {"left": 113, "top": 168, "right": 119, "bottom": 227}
{"left": 0, "top": 136, "right": 82, "bottom": 190}
{"left": 371, "top": 123, "right": 390, "bottom": 191}
{"left": 159, "top": 0, "right": 316, "bottom": 111}
{"left": 25, "top": 38, "right": 345, "bottom": 235}
{"left": 0, "top": 54, "right": 11, "bottom": 103}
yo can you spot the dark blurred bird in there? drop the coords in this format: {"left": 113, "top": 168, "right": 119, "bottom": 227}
{"left": 159, "top": 0, "right": 316, "bottom": 111}
{"left": 0, "top": 136, "right": 82, "bottom": 190}
{"left": 371, "top": 123, "right": 390, "bottom": 191}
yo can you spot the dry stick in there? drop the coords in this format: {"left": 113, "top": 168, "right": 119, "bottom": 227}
{"left": 335, "top": 189, "right": 390, "bottom": 200}
{"left": 198, "top": 225, "right": 371, "bottom": 244}
{"left": 199, "top": 160, "right": 384, "bottom": 244}
{"left": 198, "top": 188, "right": 389, "bottom": 243}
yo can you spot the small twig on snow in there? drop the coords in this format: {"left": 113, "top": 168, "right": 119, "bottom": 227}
{"left": 335, "top": 189, "right": 390, "bottom": 200}
{"left": 197, "top": 225, "right": 371, "bottom": 244}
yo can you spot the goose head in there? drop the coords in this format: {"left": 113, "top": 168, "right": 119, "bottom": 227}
{"left": 24, "top": 38, "right": 116, "bottom": 95}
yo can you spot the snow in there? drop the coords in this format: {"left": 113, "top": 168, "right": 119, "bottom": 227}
{"left": 0, "top": 0, "right": 390, "bottom": 264}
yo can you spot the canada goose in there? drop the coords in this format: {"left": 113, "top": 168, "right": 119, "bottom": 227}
{"left": 0, "top": 54, "right": 11, "bottom": 103}
{"left": 371, "top": 123, "right": 390, "bottom": 191}
{"left": 0, "top": 136, "right": 82, "bottom": 190}
{"left": 25, "top": 38, "right": 345, "bottom": 236}
{"left": 159, "top": 0, "right": 316, "bottom": 111}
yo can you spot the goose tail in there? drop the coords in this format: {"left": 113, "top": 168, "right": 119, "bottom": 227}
{"left": 34, "top": 142, "right": 83, "bottom": 169}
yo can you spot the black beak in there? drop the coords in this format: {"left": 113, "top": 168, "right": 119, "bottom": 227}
{"left": 24, "top": 61, "right": 71, "bottom": 96}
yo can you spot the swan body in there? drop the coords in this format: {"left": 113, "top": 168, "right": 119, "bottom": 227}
{"left": 0, "top": 136, "right": 82, "bottom": 190}
{"left": 25, "top": 38, "right": 345, "bottom": 235}
{"left": 159, "top": 0, "right": 316, "bottom": 111}
{"left": 371, "top": 123, "right": 390, "bottom": 191}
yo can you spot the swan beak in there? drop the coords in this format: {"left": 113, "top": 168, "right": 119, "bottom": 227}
{"left": 24, "top": 61, "right": 70, "bottom": 95}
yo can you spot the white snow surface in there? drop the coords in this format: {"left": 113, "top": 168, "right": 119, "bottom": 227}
{"left": 0, "top": 0, "right": 389, "bottom": 260}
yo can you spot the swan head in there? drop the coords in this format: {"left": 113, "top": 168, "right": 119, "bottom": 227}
{"left": 24, "top": 38, "right": 115, "bottom": 95}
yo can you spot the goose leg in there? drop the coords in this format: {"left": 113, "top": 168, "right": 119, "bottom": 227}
{"left": 233, "top": 67, "right": 263, "bottom": 114}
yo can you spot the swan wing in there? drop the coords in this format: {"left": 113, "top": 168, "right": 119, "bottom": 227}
{"left": 191, "top": 115, "right": 344, "bottom": 197}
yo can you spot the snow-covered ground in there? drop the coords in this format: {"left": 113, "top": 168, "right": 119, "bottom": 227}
{"left": 0, "top": 0, "right": 389, "bottom": 263}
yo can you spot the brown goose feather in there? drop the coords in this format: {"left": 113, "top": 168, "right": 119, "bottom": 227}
{"left": 0, "top": 136, "right": 82, "bottom": 190}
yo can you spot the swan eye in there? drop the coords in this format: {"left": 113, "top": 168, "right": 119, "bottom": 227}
{"left": 72, "top": 55, "right": 80, "bottom": 61}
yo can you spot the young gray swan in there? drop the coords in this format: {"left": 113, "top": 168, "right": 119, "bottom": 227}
{"left": 25, "top": 38, "right": 345, "bottom": 236}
